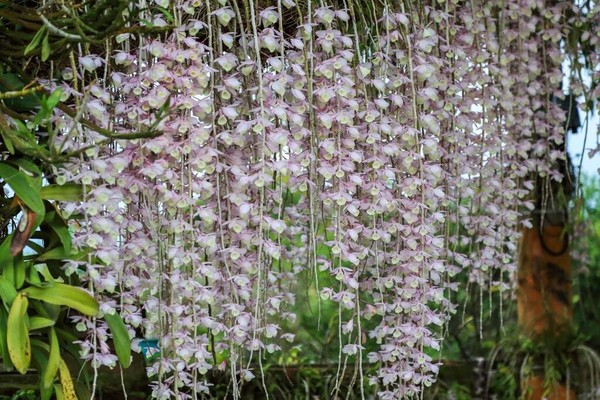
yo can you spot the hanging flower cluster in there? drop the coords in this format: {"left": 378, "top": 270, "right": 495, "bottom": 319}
{"left": 43, "top": 0, "right": 598, "bottom": 398}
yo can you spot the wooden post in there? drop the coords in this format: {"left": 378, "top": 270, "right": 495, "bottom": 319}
{"left": 518, "top": 200, "right": 575, "bottom": 399}
{"left": 518, "top": 224, "right": 572, "bottom": 337}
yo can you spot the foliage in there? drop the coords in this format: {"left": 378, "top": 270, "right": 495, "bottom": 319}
{"left": 0, "top": 0, "right": 599, "bottom": 399}
{"left": 0, "top": 3, "right": 142, "bottom": 398}
{"left": 0, "top": 89, "right": 106, "bottom": 398}
{"left": 572, "top": 175, "right": 600, "bottom": 349}
{"left": 482, "top": 324, "right": 600, "bottom": 399}
{"left": 0, "top": 390, "right": 39, "bottom": 400}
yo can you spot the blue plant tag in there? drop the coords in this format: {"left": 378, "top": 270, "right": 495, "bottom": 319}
{"left": 139, "top": 339, "right": 160, "bottom": 362}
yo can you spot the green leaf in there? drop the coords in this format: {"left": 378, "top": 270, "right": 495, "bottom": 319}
{"left": 43, "top": 328, "right": 60, "bottom": 388}
{"left": 0, "top": 73, "right": 25, "bottom": 91}
{"left": 7, "top": 293, "right": 30, "bottom": 374}
{"left": 31, "top": 299, "right": 60, "bottom": 322}
{"left": 46, "top": 88, "right": 62, "bottom": 110}
{"left": 104, "top": 311, "right": 131, "bottom": 368}
{"left": 0, "top": 275, "right": 17, "bottom": 307}
{"left": 12, "top": 255, "right": 26, "bottom": 290}
{"left": 54, "top": 384, "right": 64, "bottom": 400}
{"left": 74, "top": 381, "right": 92, "bottom": 400}
{"left": 28, "top": 267, "right": 43, "bottom": 285}
{"left": 3, "top": 253, "right": 27, "bottom": 289}
{"left": 12, "top": 119, "right": 37, "bottom": 143}
{"left": 0, "top": 235, "right": 13, "bottom": 277}
{"left": 45, "top": 211, "right": 72, "bottom": 254}
{"left": 31, "top": 338, "right": 50, "bottom": 352}
{"left": 23, "top": 283, "right": 99, "bottom": 316}
{"left": 0, "top": 233, "right": 13, "bottom": 271}
{"left": 58, "top": 357, "right": 77, "bottom": 400}
{"left": 12, "top": 158, "right": 42, "bottom": 188}
{"left": 24, "top": 26, "right": 47, "bottom": 55}
{"left": 0, "top": 307, "right": 14, "bottom": 371}
{"left": 33, "top": 110, "right": 47, "bottom": 133}
{"left": 41, "top": 33, "right": 50, "bottom": 62}
{"left": 0, "top": 162, "right": 45, "bottom": 215}
{"left": 54, "top": 327, "right": 80, "bottom": 361}
{"left": 41, "top": 382, "right": 54, "bottom": 400}
{"left": 0, "top": 130, "right": 15, "bottom": 153}
{"left": 31, "top": 343, "right": 54, "bottom": 400}
{"left": 29, "top": 316, "right": 55, "bottom": 331}
{"left": 33, "top": 264, "right": 55, "bottom": 283}
{"left": 40, "top": 184, "right": 84, "bottom": 201}
{"left": 0, "top": 72, "right": 41, "bottom": 110}
{"left": 37, "top": 247, "right": 67, "bottom": 261}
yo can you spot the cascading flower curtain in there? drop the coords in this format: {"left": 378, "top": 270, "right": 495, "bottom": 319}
{"left": 46, "top": 0, "right": 598, "bottom": 398}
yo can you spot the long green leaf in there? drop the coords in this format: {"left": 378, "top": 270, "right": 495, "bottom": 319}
{"left": 12, "top": 255, "right": 26, "bottom": 289}
{"left": 1, "top": 236, "right": 15, "bottom": 286}
{"left": 0, "top": 234, "right": 13, "bottom": 276}
{"left": 12, "top": 119, "right": 37, "bottom": 143}
{"left": 58, "top": 358, "right": 77, "bottom": 400}
{"left": 33, "top": 264, "right": 55, "bottom": 283}
{"left": 53, "top": 328, "right": 81, "bottom": 366}
{"left": 54, "top": 384, "right": 64, "bottom": 400}
{"left": 40, "top": 184, "right": 84, "bottom": 201}
{"left": 23, "top": 283, "right": 99, "bottom": 316}
{"left": 104, "top": 311, "right": 131, "bottom": 368}
{"left": 43, "top": 328, "right": 60, "bottom": 388}
{"left": 46, "top": 88, "right": 62, "bottom": 110}
{"left": 31, "top": 343, "right": 54, "bottom": 400}
{"left": 0, "top": 276, "right": 17, "bottom": 307}
{"left": 41, "top": 33, "right": 50, "bottom": 61}
{"left": 28, "top": 266, "right": 43, "bottom": 285}
{"left": 12, "top": 158, "right": 42, "bottom": 189}
{"left": 0, "top": 162, "right": 44, "bottom": 215}
{"left": 0, "top": 307, "right": 14, "bottom": 371}
{"left": 31, "top": 338, "right": 49, "bottom": 351}
{"left": 45, "top": 211, "right": 72, "bottom": 254}
{"left": 24, "top": 26, "right": 47, "bottom": 55}
{"left": 0, "top": 129, "right": 14, "bottom": 153}
{"left": 37, "top": 247, "right": 67, "bottom": 261}
{"left": 31, "top": 299, "right": 60, "bottom": 322}
{"left": 7, "top": 293, "right": 30, "bottom": 374}
{"left": 29, "top": 316, "right": 55, "bottom": 331}
{"left": 0, "top": 73, "right": 24, "bottom": 91}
